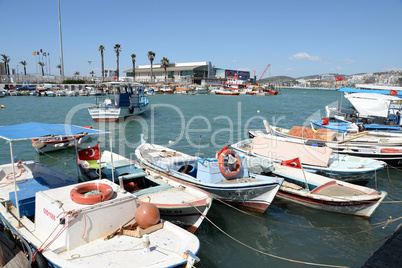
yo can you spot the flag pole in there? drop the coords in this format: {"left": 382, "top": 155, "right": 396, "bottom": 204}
{"left": 299, "top": 159, "right": 310, "bottom": 193}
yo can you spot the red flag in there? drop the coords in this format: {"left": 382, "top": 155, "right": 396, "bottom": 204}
{"left": 40, "top": 49, "right": 43, "bottom": 53}
{"left": 281, "top": 158, "right": 302, "bottom": 169}
{"left": 113, "top": 75, "right": 117, "bottom": 80}
{"left": 335, "top": 76, "right": 344, "bottom": 81}
{"left": 390, "top": 90, "right": 397, "bottom": 96}
{"left": 78, "top": 144, "right": 100, "bottom": 160}
{"left": 322, "top": 117, "right": 329, "bottom": 125}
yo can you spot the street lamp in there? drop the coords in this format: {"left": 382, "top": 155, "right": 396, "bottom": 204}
{"left": 16, "top": 64, "right": 19, "bottom": 83}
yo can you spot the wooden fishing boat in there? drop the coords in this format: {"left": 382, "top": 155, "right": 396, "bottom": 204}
{"left": 32, "top": 132, "right": 89, "bottom": 154}
{"left": 252, "top": 123, "right": 402, "bottom": 163}
{"left": 269, "top": 161, "right": 387, "bottom": 218}
{"left": 78, "top": 147, "right": 213, "bottom": 233}
{"left": 0, "top": 123, "right": 201, "bottom": 268}
{"left": 135, "top": 136, "right": 283, "bottom": 213}
{"left": 231, "top": 135, "right": 387, "bottom": 185}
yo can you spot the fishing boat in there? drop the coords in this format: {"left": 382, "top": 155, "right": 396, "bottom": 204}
{"left": 88, "top": 82, "right": 149, "bottom": 121}
{"left": 0, "top": 123, "right": 201, "bottom": 268}
{"left": 32, "top": 131, "right": 90, "bottom": 154}
{"left": 78, "top": 146, "right": 213, "bottom": 233}
{"left": 311, "top": 118, "right": 402, "bottom": 133}
{"left": 214, "top": 88, "right": 240, "bottom": 95}
{"left": 135, "top": 136, "right": 283, "bottom": 213}
{"left": 258, "top": 123, "right": 402, "bottom": 163}
{"left": 267, "top": 161, "right": 387, "bottom": 218}
{"left": 231, "top": 135, "right": 387, "bottom": 185}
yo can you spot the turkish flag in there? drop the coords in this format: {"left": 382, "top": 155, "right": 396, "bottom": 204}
{"left": 113, "top": 75, "right": 117, "bottom": 80}
{"left": 390, "top": 90, "right": 397, "bottom": 96}
{"left": 78, "top": 144, "right": 100, "bottom": 160}
{"left": 281, "top": 157, "right": 302, "bottom": 169}
{"left": 335, "top": 76, "right": 344, "bottom": 81}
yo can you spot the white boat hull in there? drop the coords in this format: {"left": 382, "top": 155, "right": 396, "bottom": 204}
{"left": 88, "top": 106, "right": 149, "bottom": 122}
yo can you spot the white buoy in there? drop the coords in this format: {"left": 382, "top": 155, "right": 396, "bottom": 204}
{"left": 257, "top": 110, "right": 260, "bottom": 113}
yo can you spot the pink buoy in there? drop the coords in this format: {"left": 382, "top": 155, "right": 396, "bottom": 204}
{"left": 135, "top": 203, "right": 160, "bottom": 229}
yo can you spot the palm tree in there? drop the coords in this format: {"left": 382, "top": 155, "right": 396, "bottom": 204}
{"left": 19, "top": 60, "right": 27, "bottom": 75}
{"left": 90, "top": 70, "right": 95, "bottom": 77}
{"left": 56, "top": 64, "right": 61, "bottom": 75}
{"left": 147, "top": 51, "right": 155, "bottom": 82}
{"left": 38, "top": 61, "right": 45, "bottom": 76}
{"left": 160, "top": 57, "right": 170, "bottom": 83}
{"left": 99, "top": 45, "right": 105, "bottom": 81}
{"left": 105, "top": 70, "right": 108, "bottom": 77}
{"left": 74, "top": 71, "right": 80, "bottom": 77}
{"left": 131, "top": 54, "right": 136, "bottom": 82}
{"left": 114, "top": 44, "right": 121, "bottom": 81}
{"left": 1, "top": 54, "right": 11, "bottom": 79}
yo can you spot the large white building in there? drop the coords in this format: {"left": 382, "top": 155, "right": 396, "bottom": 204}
{"left": 123, "top": 61, "right": 251, "bottom": 85}
{"left": 124, "top": 61, "right": 215, "bottom": 84}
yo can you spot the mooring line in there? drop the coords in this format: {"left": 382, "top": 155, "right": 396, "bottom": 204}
{"left": 386, "top": 165, "right": 398, "bottom": 190}
{"left": 213, "top": 198, "right": 402, "bottom": 230}
{"left": 190, "top": 203, "right": 350, "bottom": 268}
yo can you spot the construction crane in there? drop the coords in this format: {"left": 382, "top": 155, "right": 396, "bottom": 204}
{"left": 256, "top": 64, "right": 271, "bottom": 85}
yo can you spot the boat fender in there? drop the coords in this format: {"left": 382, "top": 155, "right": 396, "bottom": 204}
{"left": 70, "top": 183, "right": 114, "bottom": 205}
{"left": 129, "top": 105, "right": 134, "bottom": 114}
{"left": 218, "top": 149, "right": 242, "bottom": 178}
{"left": 33, "top": 250, "right": 51, "bottom": 268}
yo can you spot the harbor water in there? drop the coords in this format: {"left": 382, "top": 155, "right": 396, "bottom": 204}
{"left": 0, "top": 88, "right": 400, "bottom": 267}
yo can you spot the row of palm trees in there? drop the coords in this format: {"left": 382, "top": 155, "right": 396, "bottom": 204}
{"left": 98, "top": 45, "right": 170, "bottom": 83}
{"left": 1, "top": 53, "right": 49, "bottom": 79}
{"left": 2, "top": 47, "right": 171, "bottom": 83}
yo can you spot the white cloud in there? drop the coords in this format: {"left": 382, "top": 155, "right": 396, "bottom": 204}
{"left": 285, "top": 68, "right": 293, "bottom": 72}
{"left": 288, "top": 52, "right": 322, "bottom": 61}
{"left": 338, "top": 58, "right": 355, "bottom": 64}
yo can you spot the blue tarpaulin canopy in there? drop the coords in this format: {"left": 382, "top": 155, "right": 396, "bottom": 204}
{"left": 339, "top": 87, "right": 402, "bottom": 96}
{"left": 0, "top": 122, "right": 108, "bottom": 141}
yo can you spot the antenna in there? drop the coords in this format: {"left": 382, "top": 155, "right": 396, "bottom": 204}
{"left": 197, "top": 136, "right": 202, "bottom": 157}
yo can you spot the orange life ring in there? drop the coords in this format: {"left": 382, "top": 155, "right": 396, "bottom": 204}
{"left": 218, "top": 149, "right": 242, "bottom": 178}
{"left": 70, "top": 183, "right": 114, "bottom": 205}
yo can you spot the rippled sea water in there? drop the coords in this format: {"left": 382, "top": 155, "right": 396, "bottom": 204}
{"left": 0, "top": 88, "right": 400, "bottom": 267}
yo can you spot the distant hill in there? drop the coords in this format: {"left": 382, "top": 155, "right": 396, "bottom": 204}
{"left": 258, "top": 76, "right": 295, "bottom": 84}
{"left": 296, "top": 73, "right": 349, "bottom": 80}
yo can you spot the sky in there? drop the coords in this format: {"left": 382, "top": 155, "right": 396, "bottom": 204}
{"left": 1, "top": 0, "right": 401, "bottom": 78}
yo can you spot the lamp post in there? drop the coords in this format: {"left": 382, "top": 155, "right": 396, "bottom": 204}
{"left": 16, "top": 64, "right": 19, "bottom": 83}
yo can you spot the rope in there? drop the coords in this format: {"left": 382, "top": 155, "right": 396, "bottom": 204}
{"left": 189, "top": 203, "right": 350, "bottom": 268}
{"left": 213, "top": 198, "right": 402, "bottom": 230}
{"left": 386, "top": 165, "right": 397, "bottom": 190}
{"left": 34, "top": 210, "right": 82, "bottom": 257}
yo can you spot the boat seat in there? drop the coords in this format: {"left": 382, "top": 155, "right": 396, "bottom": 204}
{"left": 281, "top": 181, "right": 303, "bottom": 190}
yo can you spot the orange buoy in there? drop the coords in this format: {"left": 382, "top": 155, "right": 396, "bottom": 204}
{"left": 70, "top": 183, "right": 114, "bottom": 205}
{"left": 218, "top": 149, "right": 242, "bottom": 178}
{"left": 135, "top": 203, "right": 160, "bottom": 229}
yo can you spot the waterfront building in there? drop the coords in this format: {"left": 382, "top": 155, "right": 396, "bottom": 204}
{"left": 123, "top": 61, "right": 251, "bottom": 85}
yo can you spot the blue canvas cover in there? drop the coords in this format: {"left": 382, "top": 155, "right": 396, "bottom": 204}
{"left": 0, "top": 122, "right": 108, "bottom": 141}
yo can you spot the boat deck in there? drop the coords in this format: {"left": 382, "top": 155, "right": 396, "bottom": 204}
{"left": 314, "top": 184, "right": 365, "bottom": 197}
